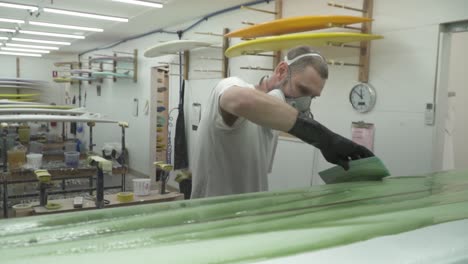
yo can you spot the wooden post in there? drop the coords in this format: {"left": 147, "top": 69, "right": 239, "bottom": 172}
{"left": 113, "top": 52, "right": 117, "bottom": 82}
{"left": 222, "top": 28, "right": 230, "bottom": 78}
{"left": 273, "top": 0, "right": 283, "bottom": 68}
{"left": 16, "top": 57, "right": 20, "bottom": 78}
{"left": 16, "top": 57, "right": 20, "bottom": 95}
{"left": 183, "top": 50, "right": 190, "bottom": 80}
{"left": 358, "top": 0, "right": 374, "bottom": 83}
{"left": 133, "top": 49, "right": 138, "bottom": 83}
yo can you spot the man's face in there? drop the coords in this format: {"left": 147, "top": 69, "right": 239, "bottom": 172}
{"left": 284, "top": 65, "right": 326, "bottom": 98}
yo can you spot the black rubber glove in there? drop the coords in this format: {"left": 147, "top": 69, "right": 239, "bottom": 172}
{"left": 288, "top": 115, "right": 374, "bottom": 170}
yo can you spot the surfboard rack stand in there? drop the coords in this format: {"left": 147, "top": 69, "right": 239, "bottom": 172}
{"left": 238, "top": 0, "right": 283, "bottom": 69}
{"left": 87, "top": 49, "right": 138, "bottom": 84}
{"left": 242, "top": 21, "right": 257, "bottom": 26}
{"left": 328, "top": 0, "right": 374, "bottom": 83}
{"left": 195, "top": 32, "right": 224, "bottom": 37}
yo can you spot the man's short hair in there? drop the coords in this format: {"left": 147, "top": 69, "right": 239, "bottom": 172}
{"left": 285, "top": 46, "right": 328, "bottom": 79}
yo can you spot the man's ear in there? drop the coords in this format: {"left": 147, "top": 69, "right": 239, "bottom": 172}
{"left": 274, "top": 61, "right": 289, "bottom": 82}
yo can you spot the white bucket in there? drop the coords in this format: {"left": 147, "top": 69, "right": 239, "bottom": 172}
{"left": 64, "top": 141, "right": 77, "bottom": 152}
{"left": 133, "top": 178, "right": 151, "bottom": 196}
{"left": 12, "top": 203, "right": 32, "bottom": 217}
{"left": 26, "top": 153, "right": 43, "bottom": 169}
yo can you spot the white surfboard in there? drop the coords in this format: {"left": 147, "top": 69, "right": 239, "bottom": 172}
{"left": 0, "top": 81, "right": 44, "bottom": 86}
{"left": 0, "top": 113, "right": 119, "bottom": 123}
{"left": 144, "top": 40, "right": 213, "bottom": 58}
{"left": 0, "top": 108, "right": 87, "bottom": 115}
{"left": 90, "top": 56, "right": 134, "bottom": 63}
{"left": 0, "top": 99, "right": 44, "bottom": 105}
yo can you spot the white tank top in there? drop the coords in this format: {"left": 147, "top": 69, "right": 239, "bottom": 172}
{"left": 191, "top": 77, "right": 285, "bottom": 198}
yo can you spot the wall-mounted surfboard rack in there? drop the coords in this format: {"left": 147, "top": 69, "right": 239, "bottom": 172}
{"left": 195, "top": 32, "right": 224, "bottom": 37}
{"left": 87, "top": 49, "right": 138, "bottom": 83}
{"left": 237, "top": 0, "right": 282, "bottom": 69}
{"left": 328, "top": 0, "right": 374, "bottom": 83}
{"left": 242, "top": 21, "right": 257, "bottom": 26}
{"left": 188, "top": 29, "right": 230, "bottom": 79}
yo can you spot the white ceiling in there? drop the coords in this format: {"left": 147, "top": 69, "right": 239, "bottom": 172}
{"left": 0, "top": 0, "right": 260, "bottom": 56}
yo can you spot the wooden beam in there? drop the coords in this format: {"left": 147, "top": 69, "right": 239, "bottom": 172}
{"left": 133, "top": 49, "right": 138, "bottom": 83}
{"left": 16, "top": 57, "right": 20, "bottom": 78}
{"left": 273, "top": 0, "right": 283, "bottom": 68}
{"left": 113, "top": 52, "right": 117, "bottom": 83}
{"left": 358, "top": 0, "right": 374, "bottom": 83}
{"left": 183, "top": 50, "right": 190, "bottom": 80}
{"left": 222, "top": 28, "right": 230, "bottom": 78}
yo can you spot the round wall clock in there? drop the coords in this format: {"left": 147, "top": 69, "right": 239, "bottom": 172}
{"left": 349, "top": 83, "right": 376, "bottom": 113}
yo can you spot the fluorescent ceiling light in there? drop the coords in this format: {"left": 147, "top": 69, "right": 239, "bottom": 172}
{"left": 0, "top": 51, "right": 42, "bottom": 57}
{"left": 12, "top": 37, "right": 71, "bottom": 45}
{"left": 43, "top": 8, "right": 129, "bottom": 22}
{"left": 19, "top": 30, "right": 85, "bottom": 39}
{"left": 0, "top": 28, "right": 15, "bottom": 33}
{"left": 1, "top": 47, "right": 50, "bottom": 53}
{"left": 0, "top": 2, "right": 38, "bottom": 11}
{"left": 0, "top": 37, "right": 7, "bottom": 40}
{"left": 112, "top": 0, "right": 163, "bottom": 8}
{"left": 6, "top": 43, "right": 59, "bottom": 50}
{"left": 0, "top": 18, "right": 25, "bottom": 24}
{"left": 29, "top": 21, "right": 104, "bottom": 32}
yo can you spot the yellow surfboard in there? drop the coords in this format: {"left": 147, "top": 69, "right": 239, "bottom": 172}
{"left": 5, "top": 98, "right": 38, "bottom": 102}
{"left": 225, "top": 15, "right": 373, "bottom": 38}
{"left": 0, "top": 93, "right": 40, "bottom": 99}
{"left": 225, "top": 32, "right": 383, "bottom": 58}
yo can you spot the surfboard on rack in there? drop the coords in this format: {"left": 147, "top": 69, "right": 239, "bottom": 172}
{"left": 225, "top": 32, "right": 383, "bottom": 58}
{"left": 0, "top": 101, "right": 74, "bottom": 109}
{"left": 0, "top": 85, "right": 42, "bottom": 90}
{"left": 70, "top": 76, "right": 97, "bottom": 81}
{"left": 89, "top": 56, "right": 134, "bottom": 63}
{"left": 53, "top": 77, "right": 78, "bottom": 83}
{"left": 225, "top": 15, "right": 373, "bottom": 38}
{"left": 0, "top": 78, "right": 48, "bottom": 84}
{"left": 91, "top": 72, "right": 132, "bottom": 78}
{"left": 0, "top": 108, "right": 87, "bottom": 115}
{"left": 0, "top": 79, "right": 48, "bottom": 90}
{"left": 0, "top": 93, "right": 40, "bottom": 99}
{"left": 144, "top": 40, "right": 213, "bottom": 58}
{"left": 0, "top": 99, "right": 44, "bottom": 105}
{"left": 0, "top": 113, "right": 119, "bottom": 123}
{"left": 0, "top": 81, "right": 43, "bottom": 87}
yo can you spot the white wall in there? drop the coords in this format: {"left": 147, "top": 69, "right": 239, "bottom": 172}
{"left": 448, "top": 32, "right": 468, "bottom": 170}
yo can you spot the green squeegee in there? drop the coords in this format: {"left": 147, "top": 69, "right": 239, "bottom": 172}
{"left": 319, "top": 156, "right": 390, "bottom": 184}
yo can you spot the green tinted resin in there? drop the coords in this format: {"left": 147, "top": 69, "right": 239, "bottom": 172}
{"left": 1, "top": 170, "right": 468, "bottom": 264}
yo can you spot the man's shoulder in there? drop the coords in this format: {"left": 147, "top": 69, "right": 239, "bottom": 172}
{"left": 217, "top": 77, "right": 254, "bottom": 91}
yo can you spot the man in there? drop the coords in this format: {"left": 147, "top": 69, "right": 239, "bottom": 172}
{"left": 191, "top": 46, "right": 373, "bottom": 198}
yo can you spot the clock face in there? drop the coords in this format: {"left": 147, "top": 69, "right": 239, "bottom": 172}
{"left": 349, "top": 83, "right": 376, "bottom": 113}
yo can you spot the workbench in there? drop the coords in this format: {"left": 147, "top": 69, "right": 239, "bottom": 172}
{"left": 32, "top": 190, "right": 183, "bottom": 215}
